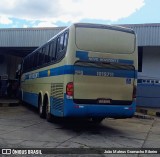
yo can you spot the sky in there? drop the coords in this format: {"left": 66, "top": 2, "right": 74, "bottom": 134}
{"left": 0, "top": 0, "right": 159, "bottom": 28}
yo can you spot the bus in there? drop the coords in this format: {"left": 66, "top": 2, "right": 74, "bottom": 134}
{"left": 21, "top": 23, "right": 138, "bottom": 123}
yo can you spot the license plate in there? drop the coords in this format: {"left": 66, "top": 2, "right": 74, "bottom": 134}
{"left": 98, "top": 99, "right": 111, "bottom": 104}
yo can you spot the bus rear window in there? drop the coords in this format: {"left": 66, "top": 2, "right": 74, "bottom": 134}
{"left": 75, "top": 27, "right": 135, "bottom": 54}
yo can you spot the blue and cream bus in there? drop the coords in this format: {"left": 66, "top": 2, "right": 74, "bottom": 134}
{"left": 21, "top": 23, "right": 138, "bottom": 123}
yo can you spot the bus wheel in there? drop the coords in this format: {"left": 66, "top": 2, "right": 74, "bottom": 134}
{"left": 38, "top": 96, "right": 46, "bottom": 118}
{"left": 46, "top": 99, "right": 52, "bottom": 122}
{"left": 92, "top": 117, "right": 104, "bottom": 124}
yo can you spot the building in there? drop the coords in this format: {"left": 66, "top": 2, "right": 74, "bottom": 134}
{"left": 122, "top": 24, "right": 160, "bottom": 108}
{"left": 0, "top": 27, "right": 64, "bottom": 97}
{"left": 0, "top": 23, "right": 160, "bottom": 107}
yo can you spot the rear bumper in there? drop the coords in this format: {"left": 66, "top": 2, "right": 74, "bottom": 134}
{"left": 64, "top": 95, "right": 136, "bottom": 118}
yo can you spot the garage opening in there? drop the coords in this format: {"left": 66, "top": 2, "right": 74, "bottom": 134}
{"left": 0, "top": 27, "right": 64, "bottom": 100}
{"left": 0, "top": 47, "right": 36, "bottom": 99}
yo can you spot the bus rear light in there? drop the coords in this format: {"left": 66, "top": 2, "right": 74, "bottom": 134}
{"left": 66, "top": 82, "right": 74, "bottom": 97}
{"left": 132, "top": 85, "right": 136, "bottom": 99}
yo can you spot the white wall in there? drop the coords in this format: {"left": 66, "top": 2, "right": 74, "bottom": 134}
{"left": 138, "top": 46, "right": 160, "bottom": 80}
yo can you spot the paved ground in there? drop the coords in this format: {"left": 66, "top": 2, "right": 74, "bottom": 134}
{"left": 0, "top": 104, "right": 160, "bottom": 157}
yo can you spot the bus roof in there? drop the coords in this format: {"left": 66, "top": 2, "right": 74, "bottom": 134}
{"left": 74, "top": 23, "right": 135, "bottom": 34}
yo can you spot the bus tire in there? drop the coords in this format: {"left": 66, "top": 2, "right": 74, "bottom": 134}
{"left": 38, "top": 95, "right": 46, "bottom": 118}
{"left": 45, "top": 96, "right": 52, "bottom": 122}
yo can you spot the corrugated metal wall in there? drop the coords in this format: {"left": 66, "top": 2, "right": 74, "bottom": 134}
{"left": 1, "top": 24, "right": 160, "bottom": 47}
{"left": 0, "top": 27, "right": 65, "bottom": 47}
{"left": 121, "top": 24, "right": 160, "bottom": 46}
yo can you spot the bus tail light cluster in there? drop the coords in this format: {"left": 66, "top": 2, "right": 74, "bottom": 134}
{"left": 132, "top": 85, "right": 136, "bottom": 99}
{"left": 66, "top": 82, "right": 73, "bottom": 99}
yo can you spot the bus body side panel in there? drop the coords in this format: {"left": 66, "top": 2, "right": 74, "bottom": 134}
{"left": 21, "top": 77, "right": 40, "bottom": 107}
{"left": 21, "top": 61, "right": 66, "bottom": 115}
{"left": 50, "top": 76, "right": 65, "bottom": 117}
{"left": 23, "top": 91, "right": 38, "bottom": 107}
{"left": 47, "top": 61, "right": 71, "bottom": 117}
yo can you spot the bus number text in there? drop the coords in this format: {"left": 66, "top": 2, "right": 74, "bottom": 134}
{"left": 97, "top": 72, "right": 114, "bottom": 77}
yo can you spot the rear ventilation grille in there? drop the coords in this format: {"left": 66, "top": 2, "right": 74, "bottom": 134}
{"left": 51, "top": 83, "right": 64, "bottom": 111}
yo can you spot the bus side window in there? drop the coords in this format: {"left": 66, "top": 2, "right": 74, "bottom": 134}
{"left": 57, "top": 33, "right": 68, "bottom": 61}
{"left": 31, "top": 54, "right": 34, "bottom": 70}
{"left": 42, "top": 47, "right": 46, "bottom": 64}
{"left": 48, "top": 43, "right": 52, "bottom": 62}
{"left": 57, "top": 34, "right": 64, "bottom": 60}
{"left": 59, "top": 34, "right": 64, "bottom": 51}
{"left": 44, "top": 44, "right": 50, "bottom": 63}
{"left": 28, "top": 54, "right": 34, "bottom": 71}
{"left": 38, "top": 49, "right": 44, "bottom": 66}
{"left": 64, "top": 32, "right": 68, "bottom": 48}
{"left": 28, "top": 56, "right": 31, "bottom": 70}
{"left": 56, "top": 37, "right": 60, "bottom": 54}
{"left": 37, "top": 50, "right": 40, "bottom": 66}
{"left": 50, "top": 39, "right": 57, "bottom": 62}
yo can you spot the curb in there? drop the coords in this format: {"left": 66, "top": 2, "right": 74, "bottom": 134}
{"left": 0, "top": 103, "right": 20, "bottom": 107}
{"left": 136, "top": 107, "right": 160, "bottom": 117}
{"left": 0, "top": 99, "right": 20, "bottom": 107}
{"left": 134, "top": 112, "right": 154, "bottom": 120}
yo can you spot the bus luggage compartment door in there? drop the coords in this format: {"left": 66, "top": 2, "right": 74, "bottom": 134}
{"left": 73, "top": 62, "right": 135, "bottom": 105}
